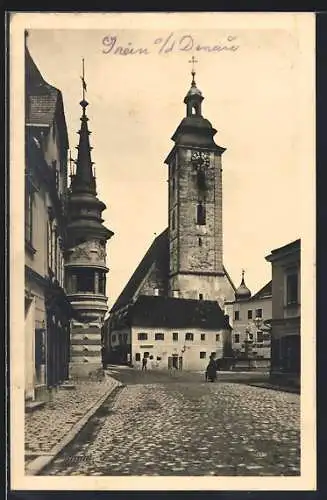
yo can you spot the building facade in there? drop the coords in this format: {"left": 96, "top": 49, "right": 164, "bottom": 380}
{"left": 225, "top": 273, "right": 272, "bottom": 369}
{"left": 25, "top": 45, "right": 75, "bottom": 401}
{"left": 108, "top": 296, "right": 231, "bottom": 371}
{"left": 265, "top": 239, "right": 300, "bottom": 385}
{"left": 65, "top": 81, "right": 113, "bottom": 376}
{"left": 104, "top": 68, "right": 235, "bottom": 366}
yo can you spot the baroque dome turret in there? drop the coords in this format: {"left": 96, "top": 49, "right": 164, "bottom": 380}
{"left": 235, "top": 270, "right": 251, "bottom": 301}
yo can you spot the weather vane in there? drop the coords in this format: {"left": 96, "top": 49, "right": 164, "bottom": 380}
{"left": 80, "top": 58, "right": 87, "bottom": 101}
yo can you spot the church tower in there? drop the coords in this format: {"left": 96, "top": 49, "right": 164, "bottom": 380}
{"left": 164, "top": 59, "right": 235, "bottom": 307}
{"left": 65, "top": 61, "right": 113, "bottom": 375}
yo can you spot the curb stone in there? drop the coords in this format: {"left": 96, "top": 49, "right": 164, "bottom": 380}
{"left": 25, "top": 378, "right": 123, "bottom": 476}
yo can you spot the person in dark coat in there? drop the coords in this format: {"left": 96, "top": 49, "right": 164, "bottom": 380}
{"left": 142, "top": 355, "right": 148, "bottom": 371}
{"left": 205, "top": 352, "right": 217, "bottom": 382}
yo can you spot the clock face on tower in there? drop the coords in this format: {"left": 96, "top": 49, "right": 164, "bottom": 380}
{"left": 191, "top": 150, "right": 210, "bottom": 168}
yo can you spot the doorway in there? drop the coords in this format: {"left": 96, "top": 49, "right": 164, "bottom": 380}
{"left": 168, "top": 354, "right": 183, "bottom": 370}
{"left": 172, "top": 355, "right": 178, "bottom": 369}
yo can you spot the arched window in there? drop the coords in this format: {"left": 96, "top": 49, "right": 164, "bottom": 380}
{"left": 197, "top": 202, "right": 206, "bottom": 225}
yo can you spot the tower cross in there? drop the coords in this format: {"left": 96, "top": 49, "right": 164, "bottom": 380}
{"left": 188, "top": 56, "right": 198, "bottom": 81}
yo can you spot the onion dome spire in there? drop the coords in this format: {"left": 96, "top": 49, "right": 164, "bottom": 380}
{"left": 70, "top": 58, "right": 96, "bottom": 195}
{"left": 235, "top": 269, "right": 252, "bottom": 301}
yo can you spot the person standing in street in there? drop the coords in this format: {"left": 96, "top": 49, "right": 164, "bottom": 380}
{"left": 205, "top": 352, "right": 217, "bottom": 382}
{"left": 142, "top": 355, "right": 148, "bottom": 371}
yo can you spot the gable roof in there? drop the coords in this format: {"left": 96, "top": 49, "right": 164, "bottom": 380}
{"left": 25, "top": 46, "right": 69, "bottom": 149}
{"left": 251, "top": 280, "right": 272, "bottom": 301}
{"left": 265, "top": 238, "right": 301, "bottom": 262}
{"left": 110, "top": 228, "right": 169, "bottom": 313}
{"left": 130, "top": 295, "right": 230, "bottom": 330}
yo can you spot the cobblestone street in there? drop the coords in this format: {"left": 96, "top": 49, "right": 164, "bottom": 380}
{"left": 25, "top": 374, "right": 120, "bottom": 464}
{"left": 40, "top": 368, "right": 300, "bottom": 476}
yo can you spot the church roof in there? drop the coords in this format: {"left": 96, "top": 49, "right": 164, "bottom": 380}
{"left": 110, "top": 228, "right": 169, "bottom": 313}
{"left": 130, "top": 295, "right": 230, "bottom": 330}
{"left": 110, "top": 227, "right": 235, "bottom": 313}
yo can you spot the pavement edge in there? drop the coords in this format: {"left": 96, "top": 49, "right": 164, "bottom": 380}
{"left": 25, "top": 377, "right": 124, "bottom": 476}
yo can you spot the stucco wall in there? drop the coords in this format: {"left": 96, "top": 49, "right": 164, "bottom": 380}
{"left": 131, "top": 325, "right": 228, "bottom": 371}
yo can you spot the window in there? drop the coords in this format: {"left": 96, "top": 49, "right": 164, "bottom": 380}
{"left": 173, "top": 332, "right": 178, "bottom": 341}
{"left": 216, "top": 334, "right": 220, "bottom": 342}
{"left": 197, "top": 202, "right": 206, "bottom": 225}
{"left": 157, "top": 356, "right": 162, "bottom": 361}
{"left": 185, "top": 332, "right": 194, "bottom": 341}
{"left": 25, "top": 180, "right": 33, "bottom": 244}
{"left": 135, "top": 353, "right": 141, "bottom": 362}
{"left": 197, "top": 169, "right": 206, "bottom": 190}
{"left": 138, "top": 333, "right": 148, "bottom": 341}
{"left": 172, "top": 211, "right": 175, "bottom": 230}
{"left": 199, "top": 237, "right": 202, "bottom": 247}
{"left": 248, "top": 333, "right": 254, "bottom": 341}
{"left": 234, "top": 333, "right": 240, "bottom": 343}
{"left": 255, "top": 308, "right": 263, "bottom": 318}
{"left": 199, "top": 293, "right": 203, "bottom": 300}
{"left": 155, "top": 333, "right": 164, "bottom": 341}
{"left": 234, "top": 311, "right": 240, "bottom": 321}
{"left": 99, "top": 273, "right": 106, "bottom": 295}
{"left": 286, "top": 274, "right": 298, "bottom": 305}
{"left": 112, "top": 334, "right": 116, "bottom": 342}
{"left": 248, "top": 310, "right": 253, "bottom": 320}
{"left": 200, "top": 352, "right": 206, "bottom": 359}
{"left": 172, "top": 177, "right": 175, "bottom": 192}
{"left": 76, "top": 269, "right": 95, "bottom": 293}
{"left": 201, "top": 334, "right": 206, "bottom": 341}
{"left": 257, "top": 331, "right": 264, "bottom": 343}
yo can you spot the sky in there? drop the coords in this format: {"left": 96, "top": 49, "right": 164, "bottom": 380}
{"left": 25, "top": 21, "right": 313, "bottom": 309}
